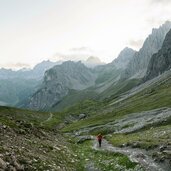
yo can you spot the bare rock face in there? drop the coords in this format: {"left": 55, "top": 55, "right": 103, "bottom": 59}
{"left": 145, "top": 29, "right": 171, "bottom": 80}
{"left": 112, "top": 47, "right": 136, "bottom": 69}
{"left": 28, "top": 61, "right": 97, "bottom": 110}
{"left": 123, "top": 21, "right": 171, "bottom": 79}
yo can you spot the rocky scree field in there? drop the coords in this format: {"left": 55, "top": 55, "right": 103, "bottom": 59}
{"left": 0, "top": 106, "right": 84, "bottom": 171}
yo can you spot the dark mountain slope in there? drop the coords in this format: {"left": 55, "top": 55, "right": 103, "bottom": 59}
{"left": 123, "top": 21, "right": 171, "bottom": 79}
{"left": 27, "top": 61, "right": 97, "bottom": 110}
{"left": 145, "top": 29, "right": 171, "bottom": 80}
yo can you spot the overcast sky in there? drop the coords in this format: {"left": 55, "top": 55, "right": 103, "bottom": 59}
{"left": 0, "top": 0, "right": 171, "bottom": 69}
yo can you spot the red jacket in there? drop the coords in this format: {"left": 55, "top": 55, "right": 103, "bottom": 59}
{"left": 97, "top": 134, "right": 103, "bottom": 140}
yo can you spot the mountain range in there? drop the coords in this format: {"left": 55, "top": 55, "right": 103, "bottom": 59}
{"left": 24, "top": 21, "right": 171, "bottom": 111}
{"left": 0, "top": 21, "right": 171, "bottom": 111}
{"left": 0, "top": 21, "right": 171, "bottom": 171}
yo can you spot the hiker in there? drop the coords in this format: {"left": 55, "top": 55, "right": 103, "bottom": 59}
{"left": 97, "top": 133, "right": 103, "bottom": 147}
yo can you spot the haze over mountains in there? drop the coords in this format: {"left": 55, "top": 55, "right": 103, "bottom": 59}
{"left": 0, "top": 21, "right": 171, "bottom": 110}
{"left": 21, "top": 21, "right": 171, "bottom": 111}
{"left": 0, "top": 56, "right": 103, "bottom": 107}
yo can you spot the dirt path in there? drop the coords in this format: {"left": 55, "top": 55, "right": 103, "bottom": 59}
{"left": 40, "top": 113, "right": 53, "bottom": 126}
{"left": 92, "top": 137, "right": 164, "bottom": 171}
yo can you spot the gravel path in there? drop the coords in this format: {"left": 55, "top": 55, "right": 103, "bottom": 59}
{"left": 92, "top": 138, "right": 164, "bottom": 171}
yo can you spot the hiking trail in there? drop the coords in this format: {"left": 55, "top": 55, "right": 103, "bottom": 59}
{"left": 40, "top": 113, "right": 53, "bottom": 126}
{"left": 92, "top": 137, "right": 164, "bottom": 171}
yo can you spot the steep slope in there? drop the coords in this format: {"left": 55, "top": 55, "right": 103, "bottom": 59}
{"left": 112, "top": 47, "right": 136, "bottom": 69}
{"left": 94, "top": 47, "right": 136, "bottom": 85}
{"left": 49, "top": 47, "right": 136, "bottom": 111}
{"left": 94, "top": 47, "right": 137, "bottom": 99}
{"left": 123, "top": 21, "right": 171, "bottom": 79}
{"left": 145, "top": 29, "right": 171, "bottom": 80}
{"left": 0, "top": 106, "right": 82, "bottom": 170}
{"left": 27, "top": 61, "right": 97, "bottom": 110}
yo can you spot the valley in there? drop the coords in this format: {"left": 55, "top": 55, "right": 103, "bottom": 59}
{"left": 0, "top": 21, "right": 171, "bottom": 171}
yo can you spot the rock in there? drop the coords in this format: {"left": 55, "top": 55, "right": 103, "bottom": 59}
{"left": 0, "top": 158, "right": 6, "bottom": 169}
{"left": 64, "top": 120, "right": 69, "bottom": 124}
{"left": 159, "top": 145, "right": 167, "bottom": 152}
{"left": 3, "top": 125, "right": 7, "bottom": 129}
{"left": 7, "top": 165, "right": 17, "bottom": 171}
{"left": 79, "top": 113, "right": 87, "bottom": 120}
{"left": 131, "top": 142, "right": 141, "bottom": 148}
{"left": 136, "top": 153, "right": 146, "bottom": 159}
{"left": 120, "top": 143, "right": 130, "bottom": 147}
{"left": 163, "top": 150, "right": 171, "bottom": 155}
{"left": 77, "top": 136, "right": 92, "bottom": 144}
{"left": 159, "top": 156, "right": 165, "bottom": 162}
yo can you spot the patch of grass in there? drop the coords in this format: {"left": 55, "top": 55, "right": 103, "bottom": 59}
{"left": 95, "top": 67, "right": 121, "bottom": 84}
{"left": 0, "top": 106, "right": 49, "bottom": 128}
{"left": 108, "top": 124, "right": 171, "bottom": 150}
{"left": 62, "top": 76, "right": 171, "bottom": 132}
{"left": 73, "top": 140, "right": 142, "bottom": 171}
{"left": 0, "top": 106, "right": 83, "bottom": 170}
{"left": 52, "top": 88, "right": 98, "bottom": 111}
{"left": 100, "top": 79, "right": 141, "bottom": 99}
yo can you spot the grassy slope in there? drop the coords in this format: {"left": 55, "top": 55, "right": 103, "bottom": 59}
{"left": 99, "top": 78, "right": 141, "bottom": 99}
{"left": 0, "top": 106, "right": 49, "bottom": 127}
{"left": 71, "top": 140, "right": 142, "bottom": 171}
{"left": 51, "top": 68, "right": 125, "bottom": 111}
{"left": 52, "top": 88, "right": 98, "bottom": 111}
{"left": 62, "top": 74, "right": 171, "bottom": 132}
{"left": 58, "top": 73, "right": 171, "bottom": 171}
{"left": 108, "top": 124, "right": 171, "bottom": 149}
{"left": 0, "top": 106, "right": 82, "bottom": 170}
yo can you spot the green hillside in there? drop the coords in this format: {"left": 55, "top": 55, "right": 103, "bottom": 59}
{"left": 62, "top": 72, "right": 171, "bottom": 132}
{"left": 0, "top": 106, "right": 82, "bottom": 170}
{"left": 1, "top": 72, "right": 171, "bottom": 171}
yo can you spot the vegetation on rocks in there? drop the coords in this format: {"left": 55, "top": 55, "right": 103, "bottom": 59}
{"left": 0, "top": 107, "right": 81, "bottom": 171}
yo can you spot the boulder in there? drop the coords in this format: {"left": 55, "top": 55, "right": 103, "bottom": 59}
{"left": 0, "top": 158, "right": 6, "bottom": 169}
{"left": 79, "top": 113, "right": 87, "bottom": 120}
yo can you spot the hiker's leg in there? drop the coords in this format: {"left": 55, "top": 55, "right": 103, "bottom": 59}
{"left": 99, "top": 139, "right": 101, "bottom": 147}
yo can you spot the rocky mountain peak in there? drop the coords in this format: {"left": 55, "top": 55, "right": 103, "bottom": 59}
{"left": 112, "top": 47, "right": 136, "bottom": 69}
{"left": 144, "top": 29, "right": 171, "bottom": 80}
{"left": 122, "top": 21, "right": 171, "bottom": 79}
{"left": 27, "top": 61, "right": 97, "bottom": 110}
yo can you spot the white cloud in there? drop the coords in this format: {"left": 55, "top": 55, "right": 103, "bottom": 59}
{"left": 150, "top": 0, "right": 171, "bottom": 4}
{"left": 0, "top": 0, "right": 171, "bottom": 67}
{"left": 128, "top": 39, "right": 144, "bottom": 50}
{"left": 0, "top": 63, "right": 31, "bottom": 70}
